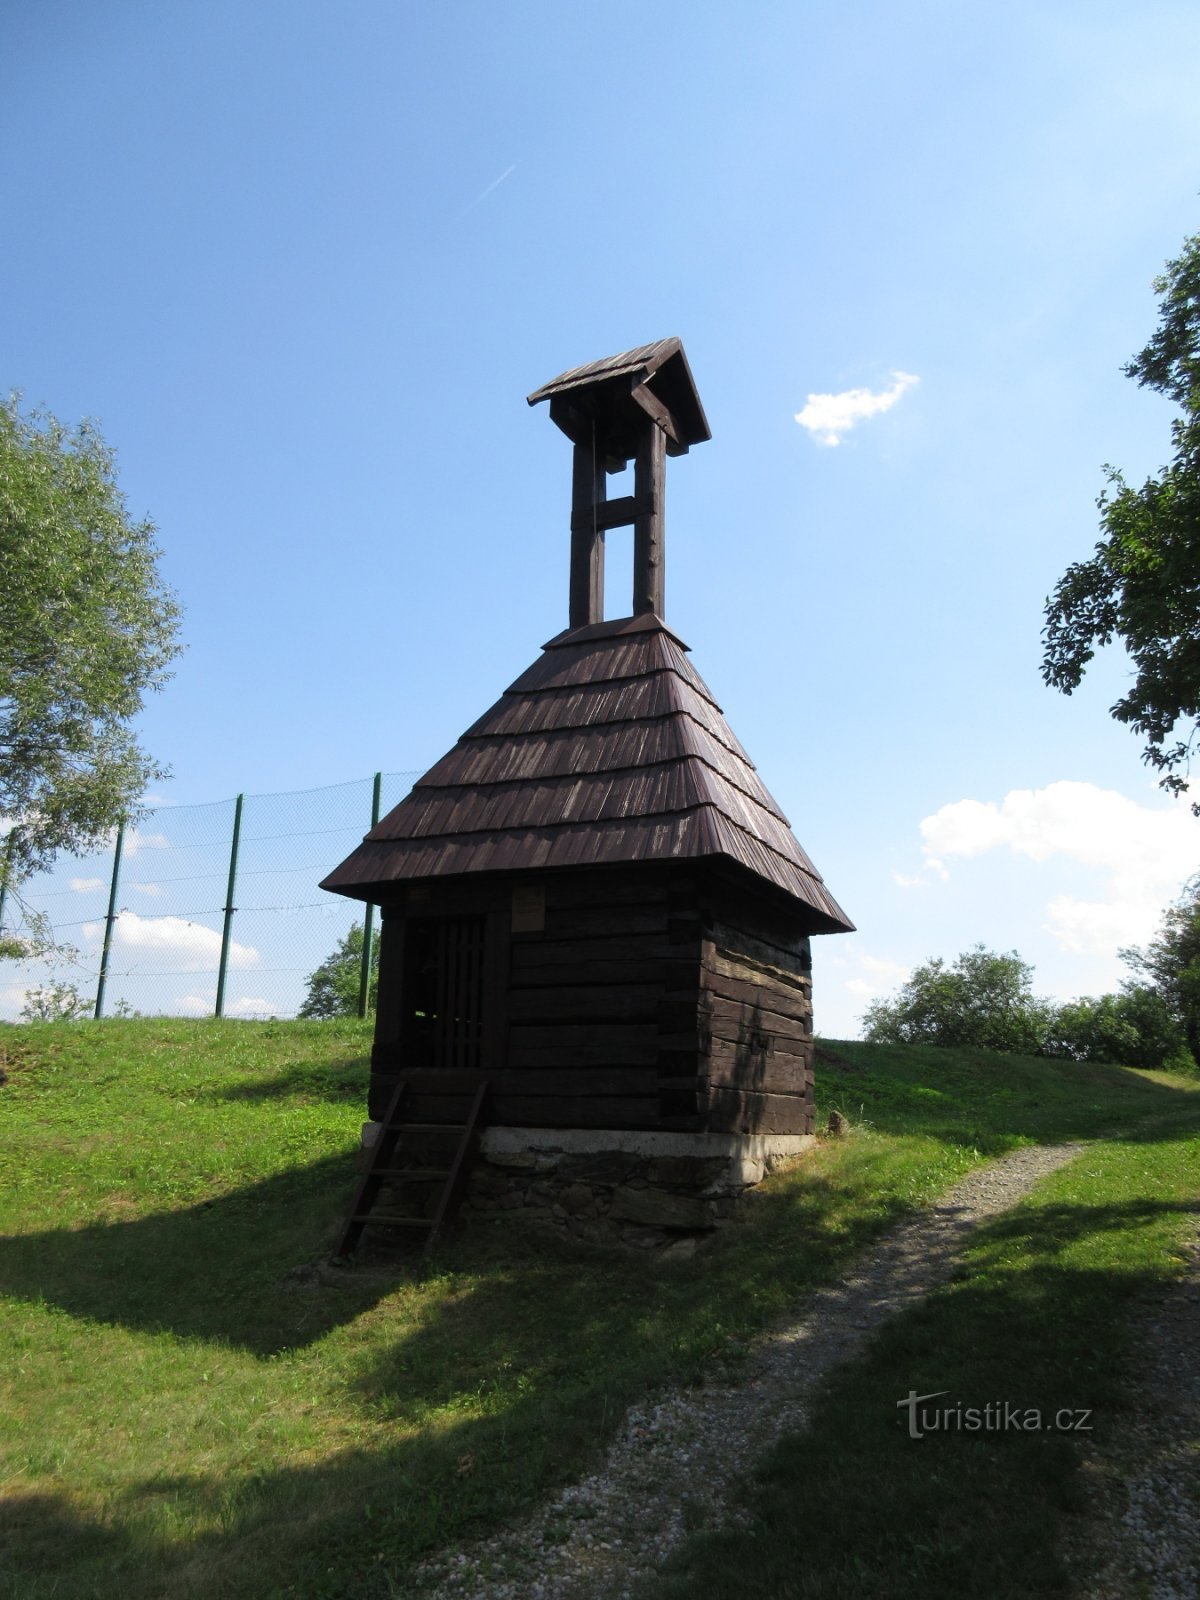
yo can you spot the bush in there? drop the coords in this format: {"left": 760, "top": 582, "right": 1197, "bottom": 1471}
{"left": 861, "top": 946, "right": 1054, "bottom": 1054}
{"left": 1046, "top": 985, "right": 1190, "bottom": 1072}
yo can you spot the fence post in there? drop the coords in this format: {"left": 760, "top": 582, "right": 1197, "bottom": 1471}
{"left": 215, "top": 793, "right": 244, "bottom": 1019}
{"left": 94, "top": 822, "right": 125, "bottom": 1020}
{"left": 357, "top": 771, "right": 383, "bottom": 1018}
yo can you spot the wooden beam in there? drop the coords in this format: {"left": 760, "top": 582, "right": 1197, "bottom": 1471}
{"left": 569, "top": 493, "right": 655, "bottom": 534}
{"left": 569, "top": 437, "right": 606, "bottom": 629}
{"left": 629, "top": 379, "right": 683, "bottom": 448}
{"left": 633, "top": 423, "right": 666, "bottom": 616}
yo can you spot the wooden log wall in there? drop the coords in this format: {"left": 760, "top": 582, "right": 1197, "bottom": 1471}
{"left": 366, "top": 869, "right": 816, "bottom": 1136}
{"left": 658, "top": 874, "right": 815, "bottom": 1136}
{"left": 501, "top": 872, "right": 700, "bottom": 1128}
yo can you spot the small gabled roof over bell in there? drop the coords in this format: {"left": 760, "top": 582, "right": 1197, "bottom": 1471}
{"left": 528, "top": 337, "right": 711, "bottom": 462}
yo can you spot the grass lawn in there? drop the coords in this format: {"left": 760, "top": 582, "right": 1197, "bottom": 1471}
{"left": 1, "top": 1020, "right": 1197, "bottom": 1599}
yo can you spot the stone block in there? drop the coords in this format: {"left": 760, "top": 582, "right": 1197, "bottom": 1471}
{"left": 560, "top": 1182, "right": 595, "bottom": 1216}
{"left": 648, "top": 1155, "right": 727, "bottom": 1189}
{"left": 559, "top": 1152, "right": 643, "bottom": 1185}
{"left": 609, "top": 1186, "right": 713, "bottom": 1231}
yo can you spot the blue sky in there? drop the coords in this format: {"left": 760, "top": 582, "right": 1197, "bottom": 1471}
{"left": 4, "top": 0, "right": 1200, "bottom": 1034}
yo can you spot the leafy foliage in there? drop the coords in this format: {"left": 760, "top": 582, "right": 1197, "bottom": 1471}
{"left": 860, "top": 945, "right": 1054, "bottom": 1054}
{"left": 19, "top": 978, "right": 90, "bottom": 1022}
{"left": 298, "top": 921, "right": 378, "bottom": 1018}
{"left": 0, "top": 395, "right": 182, "bottom": 887}
{"left": 1120, "top": 873, "right": 1200, "bottom": 1064}
{"left": 1042, "top": 229, "right": 1200, "bottom": 802}
{"left": 1044, "top": 984, "right": 1188, "bottom": 1071}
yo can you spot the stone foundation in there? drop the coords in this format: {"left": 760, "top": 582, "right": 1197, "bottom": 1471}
{"left": 360, "top": 1123, "right": 815, "bottom": 1251}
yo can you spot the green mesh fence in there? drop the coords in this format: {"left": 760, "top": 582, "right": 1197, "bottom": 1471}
{"left": 0, "top": 772, "right": 421, "bottom": 1021}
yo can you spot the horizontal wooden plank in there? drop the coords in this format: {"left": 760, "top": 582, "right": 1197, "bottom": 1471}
{"left": 703, "top": 946, "right": 811, "bottom": 997}
{"left": 498, "top": 1067, "right": 661, "bottom": 1096}
{"left": 703, "top": 1086, "right": 810, "bottom": 1136}
{"left": 570, "top": 493, "right": 655, "bottom": 533}
{"left": 707, "top": 995, "right": 811, "bottom": 1046}
{"left": 545, "top": 908, "right": 673, "bottom": 939}
{"left": 704, "top": 1046, "right": 810, "bottom": 1096}
{"left": 710, "top": 912, "right": 812, "bottom": 970}
{"left": 491, "top": 1093, "right": 659, "bottom": 1129}
{"left": 509, "top": 932, "right": 676, "bottom": 967}
{"left": 508, "top": 984, "right": 663, "bottom": 1024}
{"left": 510, "top": 957, "right": 670, "bottom": 990}
{"left": 508, "top": 1023, "right": 659, "bottom": 1068}
{"left": 546, "top": 876, "right": 673, "bottom": 910}
{"left": 703, "top": 967, "right": 812, "bottom": 1018}
{"left": 703, "top": 988, "right": 813, "bottom": 1038}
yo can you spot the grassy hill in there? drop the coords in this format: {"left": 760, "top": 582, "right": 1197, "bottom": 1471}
{"left": 1, "top": 1019, "right": 1197, "bottom": 1599}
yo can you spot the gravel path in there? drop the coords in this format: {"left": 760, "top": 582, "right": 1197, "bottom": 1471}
{"left": 400, "top": 1140, "right": 1086, "bottom": 1600}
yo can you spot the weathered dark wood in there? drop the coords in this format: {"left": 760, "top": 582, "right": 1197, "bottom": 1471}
{"left": 706, "top": 997, "right": 811, "bottom": 1047}
{"left": 321, "top": 339, "right": 856, "bottom": 1160}
{"left": 491, "top": 1093, "right": 659, "bottom": 1128}
{"left": 482, "top": 907, "right": 510, "bottom": 1074}
{"left": 509, "top": 930, "right": 673, "bottom": 966}
{"left": 702, "top": 970, "right": 813, "bottom": 1024}
{"left": 508, "top": 984, "right": 663, "bottom": 1024}
{"left": 628, "top": 379, "right": 683, "bottom": 447}
{"left": 546, "top": 907, "right": 672, "bottom": 939}
{"left": 508, "top": 1021, "right": 659, "bottom": 1068}
{"left": 570, "top": 436, "right": 606, "bottom": 629}
{"left": 633, "top": 421, "right": 666, "bottom": 616}
{"left": 703, "top": 942, "right": 812, "bottom": 994}
{"left": 373, "top": 914, "right": 405, "bottom": 1046}
{"left": 570, "top": 494, "right": 655, "bottom": 534}
{"left": 511, "top": 956, "right": 670, "bottom": 989}
{"left": 704, "top": 1046, "right": 811, "bottom": 1096}
{"left": 703, "top": 1086, "right": 809, "bottom": 1136}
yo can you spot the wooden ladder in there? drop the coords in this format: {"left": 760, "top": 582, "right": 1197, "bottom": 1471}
{"left": 331, "top": 1071, "right": 490, "bottom": 1260}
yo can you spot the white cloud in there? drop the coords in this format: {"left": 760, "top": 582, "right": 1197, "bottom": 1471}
{"left": 123, "top": 828, "right": 170, "bottom": 858}
{"left": 227, "top": 996, "right": 279, "bottom": 1017}
{"left": 81, "top": 911, "right": 258, "bottom": 970}
{"left": 917, "top": 780, "right": 1199, "bottom": 954}
{"left": 69, "top": 877, "right": 107, "bottom": 894}
{"left": 794, "top": 370, "right": 919, "bottom": 447}
{"left": 174, "top": 989, "right": 277, "bottom": 1017}
{"left": 176, "top": 990, "right": 214, "bottom": 1014}
{"left": 128, "top": 881, "right": 165, "bottom": 898}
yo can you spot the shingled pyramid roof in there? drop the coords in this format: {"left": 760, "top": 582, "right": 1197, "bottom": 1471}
{"left": 321, "top": 614, "right": 853, "bottom": 934}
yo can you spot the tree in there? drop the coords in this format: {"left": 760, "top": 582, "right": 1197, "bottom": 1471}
{"left": 1121, "top": 874, "right": 1200, "bottom": 1065}
{"left": 1044, "top": 984, "right": 1187, "bottom": 1071}
{"left": 1042, "top": 229, "right": 1200, "bottom": 803}
{"left": 0, "top": 395, "right": 182, "bottom": 893}
{"left": 861, "top": 945, "right": 1054, "bottom": 1054}
{"left": 298, "top": 922, "right": 378, "bottom": 1018}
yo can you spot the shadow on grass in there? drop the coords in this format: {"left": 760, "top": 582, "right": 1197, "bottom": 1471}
{"left": 0, "top": 1167, "right": 942, "bottom": 1600}
{"left": 201, "top": 1054, "right": 370, "bottom": 1104}
{"left": 0, "top": 1153, "right": 391, "bottom": 1355}
{"left": 643, "top": 1187, "right": 1198, "bottom": 1600}
{"left": 7, "top": 1178, "right": 1196, "bottom": 1600}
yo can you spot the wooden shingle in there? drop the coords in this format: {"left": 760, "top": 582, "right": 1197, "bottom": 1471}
{"left": 321, "top": 616, "right": 853, "bottom": 934}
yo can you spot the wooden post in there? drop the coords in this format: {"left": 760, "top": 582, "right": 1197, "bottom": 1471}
{"left": 633, "top": 423, "right": 666, "bottom": 616}
{"left": 569, "top": 435, "right": 606, "bottom": 628}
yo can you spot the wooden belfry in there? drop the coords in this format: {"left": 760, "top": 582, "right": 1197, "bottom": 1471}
{"left": 322, "top": 339, "right": 852, "bottom": 1254}
{"left": 525, "top": 339, "right": 712, "bottom": 627}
